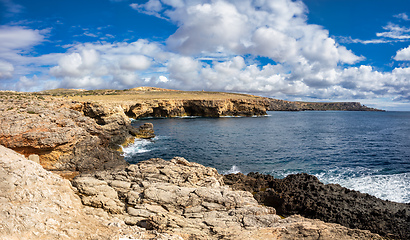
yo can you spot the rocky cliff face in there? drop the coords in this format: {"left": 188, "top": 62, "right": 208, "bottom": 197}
{"left": 124, "top": 99, "right": 271, "bottom": 118}
{"left": 224, "top": 172, "right": 410, "bottom": 239}
{"left": 268, "top": 99, "right": 383, "bottom": 111}
{"left": 0, "top": 97, "right": 153, "bottom": 174}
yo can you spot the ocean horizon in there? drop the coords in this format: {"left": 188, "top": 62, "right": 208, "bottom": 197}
{"left": 124, "top": 111, "right": 410, "bottom": 203}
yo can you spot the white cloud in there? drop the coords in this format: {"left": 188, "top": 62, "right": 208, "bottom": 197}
{"left": 339, "top": 15, "right": 410, "bottom": 46}
{"left": 167, "top": 56, "right": 201, "bottom": 89}
{"left": 2, "top": 1, "right": 410, "bottom": 109}
{"left": 158, "top": 75, "right": 169, "bottom": 83}
{"left": 338, "top": 36, "right": 397, "bottom": 45}
{"left": 157, "top": 0, "right": 362, "bottom": 72}
{"left": 130, "top": 0, "right": 164, "bottom": 18}
{"left": 376, "top": 23, "right": 410, "bottom": 40}
{"left": 0, "top": 0, "right": 23, "bottom": 16}
{"left": 0, "top": 25, "right": 60, "bottom": 79}
{"left": 48, "top": 40, "right": 168, "bottom": 90}
{"left": 394, "top": 46, "right": 410, "bottom": 61}
{"left": 120, "top": 55, "right": 151, "bottom": 71}
{"left": 0, "top": 60, "right": 14, "bottom": 79}
{"left": 394, "top": 13, "right": 410, "bottom": 21}
{"left": 0, "top": 25, "right": 45, "bottom": 54}
{"left": 167, "top": 1, "right": 251, "bottom": 55}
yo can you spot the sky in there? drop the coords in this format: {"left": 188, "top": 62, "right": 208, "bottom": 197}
{"left": 1, "top": 0, "right": 410, "bottom": 110}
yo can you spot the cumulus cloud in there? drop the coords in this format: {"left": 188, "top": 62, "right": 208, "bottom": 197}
{"left": 0, "top": 25, "right": 62, "bottom": 88}
{"left": 120, "top": 55, "right": 152, "bottom": 71}
{"left": 0, "top": 26, "right": 45, "bottom": 52}
{"left": 162, "top": 0, "right": 361, "bottom": 67}
{"left": 130, "top": 0, "right": 164, "bottom": 18}
{"left": 49, "top": 40, "right": 165, "bottom": 90}
{"left": 394, "top": 46, "right": 410, "bottom": 61}
{"left": 2, "top": 0, "right": 410, "bottom": 109}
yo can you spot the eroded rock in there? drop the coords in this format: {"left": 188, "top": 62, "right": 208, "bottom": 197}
{"left": 224, "top": 172, "right": 410, "bottom": 239}
{"left": 0, "top": 98, "right": 154, "bottom": 173}
{"left": 0, "top": 145, "right": 185, "bottom": 240}
{"left": 72, "top": 157, "right": 383, "bottom": 240}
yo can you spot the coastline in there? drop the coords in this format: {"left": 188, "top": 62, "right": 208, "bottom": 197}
{"left": 0, "top": 88, "right": 405, "bottom": 239}
{"left": 0, "top": 147, "right": 386, "bottom": 239}
{"left": 224, "top": 172, "right": 410, "bottom": 239}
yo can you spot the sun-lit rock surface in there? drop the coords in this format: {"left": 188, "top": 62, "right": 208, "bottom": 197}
{"left": 0, "top": 95, "right": 153, "bottom": 174}
{"left": 0, "top": 145, "right": 184, "bottom": 240}
{"left": 72, "top": 157, "right": 383, "bottom": 240}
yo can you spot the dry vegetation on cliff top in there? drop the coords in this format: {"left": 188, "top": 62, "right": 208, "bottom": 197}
{"left": 65, "top": 89, "right": 263, "bottom": 103}
{"left": 30, "top": 87, "right": 262, "bottom": 102}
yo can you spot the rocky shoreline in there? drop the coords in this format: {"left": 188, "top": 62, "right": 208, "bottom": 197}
{"left": 0, "top": 90, "right": 400, "bottom": 239}
{"left": 224, "top": 172, "right": 410, "bottom": 239}
{"left": 1, "top": 147, "right": 384, "bottom": 239}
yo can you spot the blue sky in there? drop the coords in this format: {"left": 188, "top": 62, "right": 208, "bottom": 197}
{"left": 1, "top": 0, "right": 410, "bottom": 110}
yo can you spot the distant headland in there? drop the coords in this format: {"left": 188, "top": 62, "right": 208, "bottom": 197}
{"left": 32, "top": 87, "right": 384, "bottom": 118}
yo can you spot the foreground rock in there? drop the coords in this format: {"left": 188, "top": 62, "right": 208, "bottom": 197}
{"left": 72, "top": 157, "right": 383, "bottom": 239}
{"left": 0, "top": 96, "right": 153, "bottom": 174}
{"left": 0, "top": 145, "right": 183, "bottom": 240}
{"left": 224, "top": 172, "right": 410, "bottom": 239}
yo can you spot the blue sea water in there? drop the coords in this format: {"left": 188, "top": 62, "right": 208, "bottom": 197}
{"left": 124, "top": 111, "right": 410, "bottom": 203}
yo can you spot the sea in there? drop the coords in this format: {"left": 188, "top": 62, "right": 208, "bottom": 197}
{"left": 123, "top": 111, "right": 410, "bottom": 203}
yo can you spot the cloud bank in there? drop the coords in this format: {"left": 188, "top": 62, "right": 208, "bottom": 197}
{"left": 1, "top": 0, "right": 410, "bottom": 109}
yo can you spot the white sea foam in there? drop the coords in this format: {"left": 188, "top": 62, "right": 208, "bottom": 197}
{"left": 121, "top": 138, "right": 153, "bottom": 158}
{"left": 221, "top": 165, "right": 241, "bottom": 175}
{"left": 176, "top": 116, "right": 201, "bottom": 119}
{"left": 220, "top": 115, "right": 243, "bottom": 118}
{"left": 316, "top": 171, "right": 410, "bottom": 203}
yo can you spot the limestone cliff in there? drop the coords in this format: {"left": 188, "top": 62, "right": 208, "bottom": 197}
{"left": 124, "top": 99, "right": 271, "bottom": 118}
{"left": 268, "top": 99, "right": 383, "bottom": 111}
{"left": 0, "top": 95, "right": 154, "bottom": 174}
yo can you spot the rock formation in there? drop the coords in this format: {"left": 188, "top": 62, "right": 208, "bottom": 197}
{"left": 268, "top": 99, "right": 384, "bottom": 111}
{"left": 71, "top": 157, "right": 383, "bottom": 240}
{"left": 224, "top": 172, "right": 410, "bottom": 239}
{"left": 0, "top": 145, "right": 182, "bottom": 240}
{"left": 123, "top": 99, "right": 271, "bottom": 118}
{"left": 0, "top": 144, "right": 385, "bottom": 239}
{"left": 0, "top": 96, "right": 154, "bottom": 174}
